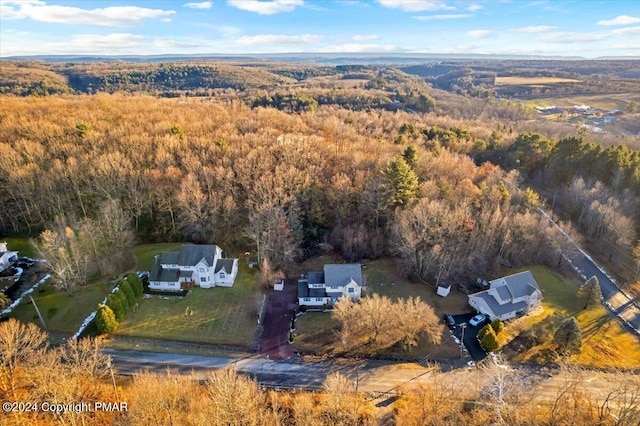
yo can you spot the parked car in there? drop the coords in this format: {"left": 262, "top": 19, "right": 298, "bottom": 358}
{"left": 469, "top": 314, "right": 487, "bottom": 327}
{"left": 443, "top": 314, "right": 455, "bottom": 326}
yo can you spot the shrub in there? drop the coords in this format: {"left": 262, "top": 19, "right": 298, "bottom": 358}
{"left": 478, "top": 324, "right": 492, "bottom": 340}
{"left": 491, "top": 319, "right": 504, "bottom": 334}
{"left": 114, "top": 288, "right": 130, "bottom": 311}
{"left": 127, "top": 273, "right": 144, "bottom": 297}
{"left": 120, "top": 280, "right": 136, "bottom": 306}
{"left": 106, "top": 293, "right": 126, "bottom": 322}
{"left": 480, "top": 326, "right": 499, "bottom": 352}
{"left": 300, "top": 305, "right": 308, "bottom": 313}
{"left": 95, "top": 304, "right": 118, "bottom": 334}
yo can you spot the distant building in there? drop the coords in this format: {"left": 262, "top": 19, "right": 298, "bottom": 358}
{"left": 149, "top": 245, "right": 238, "bottom": 292}
{"left": 298, "top": 264, "right": 363, "bottom": 307}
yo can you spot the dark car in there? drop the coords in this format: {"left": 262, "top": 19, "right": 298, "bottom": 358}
{"left": 443, "top": 314, "right": 455, "bottom": 326}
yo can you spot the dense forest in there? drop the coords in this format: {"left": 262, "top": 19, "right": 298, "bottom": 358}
{"left": 0, "top": 60, "right": 639, "bottom": 290}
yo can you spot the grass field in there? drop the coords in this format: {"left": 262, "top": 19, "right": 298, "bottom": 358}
{"left": 495, "top": 76, "right": 581, "bottom": 85}
{"left": 500, "top": 266, "right": 640, "bottom": 368}
{"left": 9, "top": 281, "right": 114, "bottom": 334}
{"left": 293, "top": 258, "right": 461, "bottom": 358}
{"left": 115, "top": 262, "right": 260, "bottom": 348}
{"left": 2, "top": 237, "right": 37, "bottom": 258}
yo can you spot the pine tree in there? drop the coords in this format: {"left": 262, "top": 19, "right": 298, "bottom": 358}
{"left": 402, "top": 145, "right": 419, "bottom": 168}
{"left": 126, "top": 273, "right": 144, "bottom": 297}
{"left": 554, "top": 316, "right": 582, "bottom": 356}
{"left": 95, "top": 304, "right": 118, "bottom": 334}
{"left": 480, "top": 326, "right": 499, "bottom": 352}
{"left": 384, "top": 156, "right": 419, "bottom": 207}
{"left": 577, "top": 275, "right": 601, "bottom": 310}
{"left": 120, "top": 280, "right": 136, "bottom": 306}
{"left": 478, "top": 324, "right": 492, "bottom": 340}
{"left": 106, "top": 293, "right": 126, "bottom": 322}
{"left": 491, "top": 318, "right": 505, "bottom": 334}
{"left": 114, "top": 288, "right": 130, "bottom": 311}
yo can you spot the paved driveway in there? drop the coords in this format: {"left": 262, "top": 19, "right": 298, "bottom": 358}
{"left": 450, "top": 313, "right": 488, "bottom": 362}
{"left": 258, "top": 279, "right": 298, "bottom": 360}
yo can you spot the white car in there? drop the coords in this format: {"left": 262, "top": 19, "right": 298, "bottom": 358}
{"left": 469, "top": 314, "right": 487, "bottom": 327}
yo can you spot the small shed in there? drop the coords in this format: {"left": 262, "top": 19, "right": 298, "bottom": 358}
{"left": 437, "top": 283, "right": 451, "bottom": 297}
{"left": 273, "top": 279, "right": 285, "bottom": 291}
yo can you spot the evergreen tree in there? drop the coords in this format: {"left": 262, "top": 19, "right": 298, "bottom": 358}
{"left": 95, "top": 304, "right": 118, "bottom": 334}
{"left": 120, "top": 280, "right": 136, "bottom": 307}
{"left": 478, "top": 324, "right": 492, "bottom": 340}
{"left": 554, "top": 316, "right": 582, "bottom": 356}
{"left": 126, "top": 273, "right": 144, "bottom": 297}
{"left": 114, "top": 288, "right": 130, "bottom": 311}
{"left": 491, "top": 318, "right": 505, "bottom": 334}
{"left": 402, "top": 145, "right": 419, "bottom": 168}
{"left": 577, "top": 275, "right": 602, "bottom": 310}
{"left": 480, "top": 326, "right": 499, "bottom": 352}
{"left": 384, "top": 156, "right": 419, "bottom": 207}
{"left": 106, "top": 293, "right": 126, "bottom": 322}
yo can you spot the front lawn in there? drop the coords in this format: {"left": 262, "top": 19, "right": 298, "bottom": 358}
{"left": 9, "top": 281, "right": 115, "bottom": 334}
{"left": 115, "top": 262, "right": 260, "bottom": 348}
{"left": 293, "top": 258, "right": 460, "bottom": 359}
{"left": 500, "top": 265, "right": 640, "bottom": 368}
{"left": 2, "top": 237, "right": 37, "bottom": 258}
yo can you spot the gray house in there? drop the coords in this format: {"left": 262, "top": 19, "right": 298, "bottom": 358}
{"left": 298, "top": 264, "right": 363, "bottom": 307}
{"left": 468, "top": 270, "right": 543, "bottom": 321}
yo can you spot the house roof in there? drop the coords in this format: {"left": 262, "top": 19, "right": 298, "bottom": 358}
{"left": 149, "top": 262, "right": 180, "bottom": 283}
{"left": 307, "top": 271, "right": 324, "bottom": 284}
{"left": 177, "top": 244, "right": 218, "bottom": 267}
{"left": 159, "top": 252, "right": 180, "bottom": 265}
{"left": 491, "top": 270, "right": 540, "bottom": 299}
{"left": 495, "top": 285, "right": 512, "bottom": 302}
{"left": 324, "top": 264, "right": 362, "bottom": 288}
{"left": 215, "top": 259, "right": 235, "bottom": 274}
{"left": 298, "top": 280, "right": 310, "bottom": 298}
{"left": 474, "top": 291, "right": 528, "bottom": 316}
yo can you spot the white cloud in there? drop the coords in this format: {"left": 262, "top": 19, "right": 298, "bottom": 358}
{"left": 353, "top": 34, "right": 379, "bottom": 41}
{"left": 611, "top": 26, "right": 640, "bottom": 35}
{"left": 509, "top": 25, "right": 557, "bottom": 33}
{"left": 227, "top": 0, "right": 303, "bottom": 15}
{"left": 539, "top": 32, "right": 606, "bottom": 43}
{"left": 597, "top": 15, "right": 640, "bottom": 26}
{"left": 183, "top": 2, "right": 212, "bottom": 9}
{"left": 321, "top": 43, "right": 396, "bottom": 53}
{"left": 0, "top": 1, "right": 175, "bottom": 26}
{"left": 414, "top": 14, "right": 471, "bottom": 21}
{"left": 467, "top": 29, "right": 491, "bottom": 38}
{"left": 376, "top": 0, "right": 452, "bottom": 12}
{"left": 466, "top": 4, "right": 483, "bottom": 12}
{"left": 236, "top": 34, "right": 323, "bottom": 45}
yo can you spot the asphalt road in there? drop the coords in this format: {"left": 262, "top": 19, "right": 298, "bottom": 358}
{"left": 539, "top": 209, "right": 640, "bottom": 335}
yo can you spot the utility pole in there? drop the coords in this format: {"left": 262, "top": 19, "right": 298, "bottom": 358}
{"left": 107, "top": 360, "right": 119, "bottom": 400}
{"left": 29, "top": 295, "right": 47, "bottom": 330}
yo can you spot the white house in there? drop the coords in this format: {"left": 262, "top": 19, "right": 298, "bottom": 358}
{"left": 298, "top": 264, "right": 363, "bottom": 307}
{"left": 468, "top": 270, "right": 543, "bottom": 321}
{"left": 148, "top": 245, "right": 238, "bottom": 292}
{"left": 0, "top": 242, "right": 18, "bottom": 273}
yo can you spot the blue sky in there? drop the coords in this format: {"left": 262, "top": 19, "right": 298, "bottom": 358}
{"left": 1, "top": 0, "right": 638, "bottom": 58}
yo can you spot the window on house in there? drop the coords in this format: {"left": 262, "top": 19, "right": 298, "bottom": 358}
{"left": 303, "top": 298, "right": 311, "bottom": 302}
{"left": 220, "top": 272, "right": 226, "bottom": 279}
{"left": 330, "top": 286, "right": 339, "bottom": 289}
{"left": 316, "top": 297, "right": 323, "bottom": 301}
{"left": 169, "top": 283, "right": 175, "bottom": 287}
{"left": 199, "top": 267, "right": 205, "bottom": 273}
{"left": 200, "top": 277, "right": 207, "bottom": 283}
{"left": 348, "top": 287, "right": 355, "bottom": 293}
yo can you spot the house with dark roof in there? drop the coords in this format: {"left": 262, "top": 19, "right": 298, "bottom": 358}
{"left": 0, "top": 242, "right": 18, "bottom": 273}
{"left": 149, "top": 245, "right": 238, "bottom": 291}
{"left": 468, "top": 270, "right": 543, "bottom": 321}
{"left": 298, "top": 264, "right": 363, "bottom": 308}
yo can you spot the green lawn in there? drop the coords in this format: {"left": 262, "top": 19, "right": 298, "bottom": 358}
{"left": 115, "top": 263, "right": 260, "bottom": 348}
{"left": 9, "top": 281, "right": 115, "bottom": 334}
{"left": 135, "top": 243, "right": 183, "bottom": 271}
{"left": 500, "top": 265, "right": 640, "bottom": 368}
{"left": 2, "top": 237, "right": 37, "bottom": 258}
